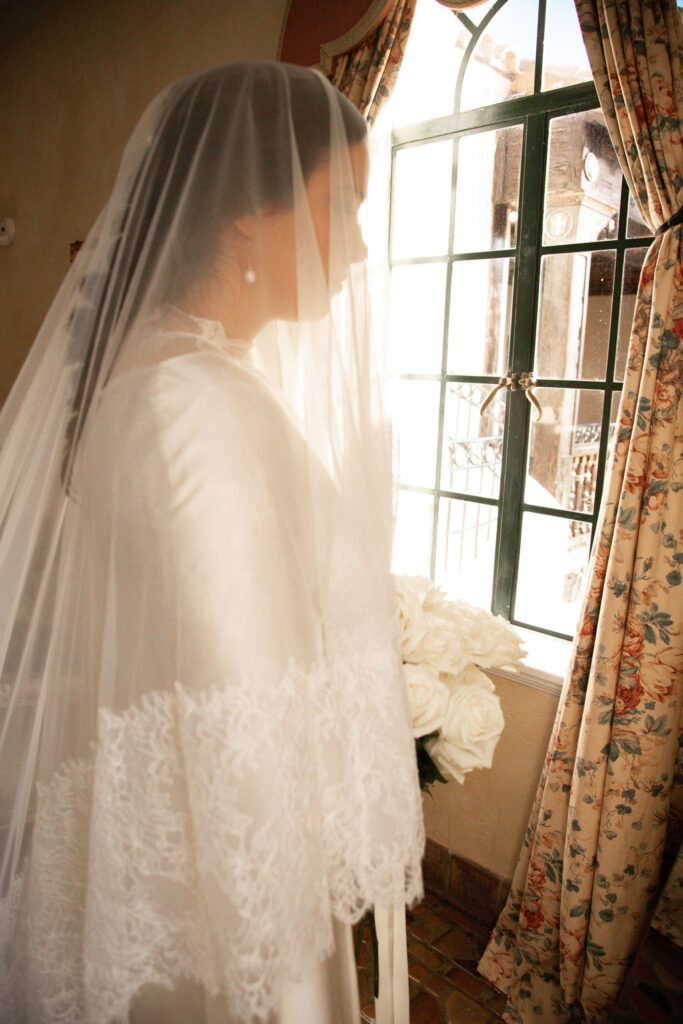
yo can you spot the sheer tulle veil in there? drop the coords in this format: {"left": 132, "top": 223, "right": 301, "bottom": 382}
{"left": 0, "top": 61, "right": 424, "bottom": 1022}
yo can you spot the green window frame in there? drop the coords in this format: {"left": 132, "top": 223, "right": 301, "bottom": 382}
{"left": 390, "top": 0, "right": 653, "bottom": 641}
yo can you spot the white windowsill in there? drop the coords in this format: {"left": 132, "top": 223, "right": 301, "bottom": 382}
{"left": 492, "top": 626, "right": 574, "bottom": 696}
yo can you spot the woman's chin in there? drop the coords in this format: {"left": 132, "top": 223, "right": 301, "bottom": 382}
{"left": 294, "top": 291, "right": 337, "bottom": 323}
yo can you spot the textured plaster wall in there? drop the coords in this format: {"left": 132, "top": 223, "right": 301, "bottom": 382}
{"left": 422, "top": 673, "right": 560, "bottom": 881}
{"left": 0, "top": 0, "right": 289, "bottom": 405}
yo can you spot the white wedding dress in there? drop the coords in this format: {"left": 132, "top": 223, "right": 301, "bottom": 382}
{"left": 75, "top": 328, "right": 362, "bottom": 1023}
{"left": 0, "top": 63, "right": 424, "bottom": 1024}
{"left": 126, "top": 918, "right": 360, "bottom": 1024}
{"left": 1, "top": 323, "right": 372, "bottom": 1024}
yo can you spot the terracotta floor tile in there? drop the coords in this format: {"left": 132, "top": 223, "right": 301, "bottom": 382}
{"left": 447, "top": 965, "right": 491, "bottom": 1001}
{"left": 445, "top": 987, "right": 500, "bottom": 1023}
{"left": 455, "top": 957, "right": 484, "bottom": 974}
{"left": 410, "top": 922, "right": 433, "bottom": 942}
{"left": 422, "top": 911, "right": 450, "bottom": 931}
{"left": 629, "top": 987, "right": 673, "bottom": 1024}
{"left": 408, "top": 991, "right": 441, "bottom": 1024}
{"left": 408, "top": 960, "right": 430, "bottom": 983}
{"left": 485, "top": 988, "right": 508, "bottom": 1014}
{"left": 423, "top": 971, "right": 453, "bottom": 998}
{"left": 441, "top": 903, "right": 491, "bottom": 937}
{"left": 407, "top": 938, "right": 445, "bottom": 971}
{"left": 355, "top": 890, "right": 679, "bottom": 1023}
{"left": 434, "top": 924, "right": 482, "bottom": 960}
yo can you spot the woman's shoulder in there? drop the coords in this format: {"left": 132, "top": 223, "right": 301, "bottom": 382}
{"left": 101, "top": 349, "right": 275, "bottom": 433}
{"left": 87, "top": 349, "right": 301, "bottom": 490}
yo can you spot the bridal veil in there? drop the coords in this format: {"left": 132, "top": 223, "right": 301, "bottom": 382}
{"left": 0, "top": 61, "right": 424, "bottom": 1023}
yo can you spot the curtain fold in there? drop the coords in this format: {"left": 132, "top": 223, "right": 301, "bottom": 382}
{"left": 478, "top": 2, "right": 683, "bottom": 1021}
{"left": 323, "top": 0, "right": 417, "bottom": 125}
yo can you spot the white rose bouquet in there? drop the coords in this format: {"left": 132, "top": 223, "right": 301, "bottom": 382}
{"left": 395, "top": 574, "right": 525, "bottom": 792}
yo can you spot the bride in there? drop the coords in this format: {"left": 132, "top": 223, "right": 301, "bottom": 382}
{"left": 0, "top": 61, "right": 424, "bottom": 1023}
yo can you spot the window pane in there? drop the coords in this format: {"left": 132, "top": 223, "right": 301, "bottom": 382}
{"left": 454, "top": 125, "right": 524, "bottom": 253}
{"left": 544, "top": 109, "right": 621, "bottom": 245}
{"left": 391, "top": 0, "right": 465, "bottom": 126}
{"left": 391, "top": 263, "right": 447, "bottom": 375}
{"left": 626, "top": 192, "right": 652, "bottom": 238}
{"left": 448, "top": 258, "right": 514, "bottom": 375}
{"left": 535, "top": 250, "right": 615, "bottom": 379}
{"left": 615, "top": 247, "right": 647, "bottom": 380}
{"left": 460, "top": 0, "right": 538, "bottom": 111}
{"left": 394, "top": 379, "right": 440, "bottom": 488}
{"left": 393, "top": 489, "right": 434, "bottom": 578}
{"left": 542, "top": 0, "right": 593, "bottom": 91}
{"left": 441, "top": 384, "right": 505, "bottom": 499}
{"left": 391, "top": 140, "right": 453, "bottom": 259}
{"left": 515, "top": 512, "right": 590, "bottom": 634}
{"left": 435, "top": 497, "right": 497, "bottom": 608}
{"left": 526, "top": 388, "right": 604, "bottom": 514}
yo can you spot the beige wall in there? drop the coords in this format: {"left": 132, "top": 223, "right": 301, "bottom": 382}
{"left": 423, "top": 673, "right": 560, "bottom": 881}
{"left": 0, "top": 0, "right": 289, "bottom": 405}
{"left": 2, "top": 0, "right": 559, "bottom": 888}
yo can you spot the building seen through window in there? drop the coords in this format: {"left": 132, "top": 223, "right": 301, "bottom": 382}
{"left": 385, "top": 0, "right": 653, "bottom": 646}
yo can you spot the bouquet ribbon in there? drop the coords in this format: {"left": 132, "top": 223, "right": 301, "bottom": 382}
{"left": 374, "top": 900, "right": 410, "bottom": 1024}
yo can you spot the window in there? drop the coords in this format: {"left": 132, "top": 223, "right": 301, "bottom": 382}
{"left": 384, "top": 0, "right": 653, "bottom": 667}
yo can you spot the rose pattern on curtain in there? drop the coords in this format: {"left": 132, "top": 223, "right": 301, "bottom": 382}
{"left": 651, "top": 828, "right": 683, "bottom": 945}
{"left": 477, "top": 2, "right": 683, "bottom": 1022}
{"left": 324, "top": 0, "right": 417, "bottom": 125}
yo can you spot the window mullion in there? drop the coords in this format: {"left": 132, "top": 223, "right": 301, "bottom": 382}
{"left": 491, "top": 111, "right": 548, "bottom": 619}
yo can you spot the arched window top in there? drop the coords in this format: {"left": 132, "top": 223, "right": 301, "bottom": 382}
{"left": 457, "top": 0, "right": 539, "bottom": 111}
{"left": 390, "top": 0, "right": 592, "bottom": 128}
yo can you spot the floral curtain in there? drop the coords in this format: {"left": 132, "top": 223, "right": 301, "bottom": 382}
{"left": 478, "top": 2, "right": 683, "bottom": 1022}
{"left": 324, "top": 0, "right": 417, "bottom": 125}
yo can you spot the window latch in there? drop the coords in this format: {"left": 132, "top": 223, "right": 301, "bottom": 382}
{"left": 479, "top": 371, "right": 543, "bottom": 421}
{"left": 519, "top": 371, "right": 543, "bottom": 421}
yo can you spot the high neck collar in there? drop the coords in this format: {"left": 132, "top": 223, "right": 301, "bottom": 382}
{"left": 167, "top": 306, "right": 253, "bottom": 359}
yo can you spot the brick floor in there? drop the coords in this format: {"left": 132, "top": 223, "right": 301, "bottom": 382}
{"left": 354, "top": 892, "right": 683, "bottom": 1023}
{"left": 354, "top": 890, "right": 505, "bottom": 1024}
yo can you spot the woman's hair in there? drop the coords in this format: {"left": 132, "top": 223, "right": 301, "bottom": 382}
{"left": 63, "top": 62, "right": 367, "bottom": 488}
{"left": 134, "top": 62, "right": 367, "bottom": 304}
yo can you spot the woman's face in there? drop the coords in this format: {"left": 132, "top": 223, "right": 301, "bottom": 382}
{"left": 253, "top": 141, "right": 369, "bottom": 321}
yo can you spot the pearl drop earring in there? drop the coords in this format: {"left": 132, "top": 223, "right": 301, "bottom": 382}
{"left": 244, "top": 266, "right": 256, "bottom": 285}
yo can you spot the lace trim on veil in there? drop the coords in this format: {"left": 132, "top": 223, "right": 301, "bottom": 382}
{"left": 0, "top": 646, "right": 423, "bottom": 1024}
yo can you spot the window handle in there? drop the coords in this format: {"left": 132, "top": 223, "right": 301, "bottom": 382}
{"left": 519, "top": 372, "right": 543, "bottom": 421}
{"left": 479, "top": 373, "right": 512, "bottom": 417}
{"left": 479, "top": 371, "right": 543, "bottom": 421}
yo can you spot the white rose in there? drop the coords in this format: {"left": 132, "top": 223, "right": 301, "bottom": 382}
{"left": 421, "top": 581, "right": 452, "bottom": 616}
{"left": 447, "top": 599, "right": 525, "bottom": 670}
{"left": 419, "top": 610, "right": 468, "bottom": 677}
{"left": 443, "top": 664, "right": 495, "bottom": 692}
{"left": 395, "top": 574, "right": 468, "bottom": 675}
{"left": 426, "top": 679, "right": 504, "bottom": 784}
{"left": 394, "top": 575, "right": 431, "bottom": 664}
{"left": 403, "top": 662, "right": 449, "bottom": 738}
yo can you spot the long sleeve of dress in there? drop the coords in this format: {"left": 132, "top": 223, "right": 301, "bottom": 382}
{"left": 15, "top": 347, "right": 423, "bottom": 1024}
{"left": 28, "top": 351, "right": 337, "bottom": 1024}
